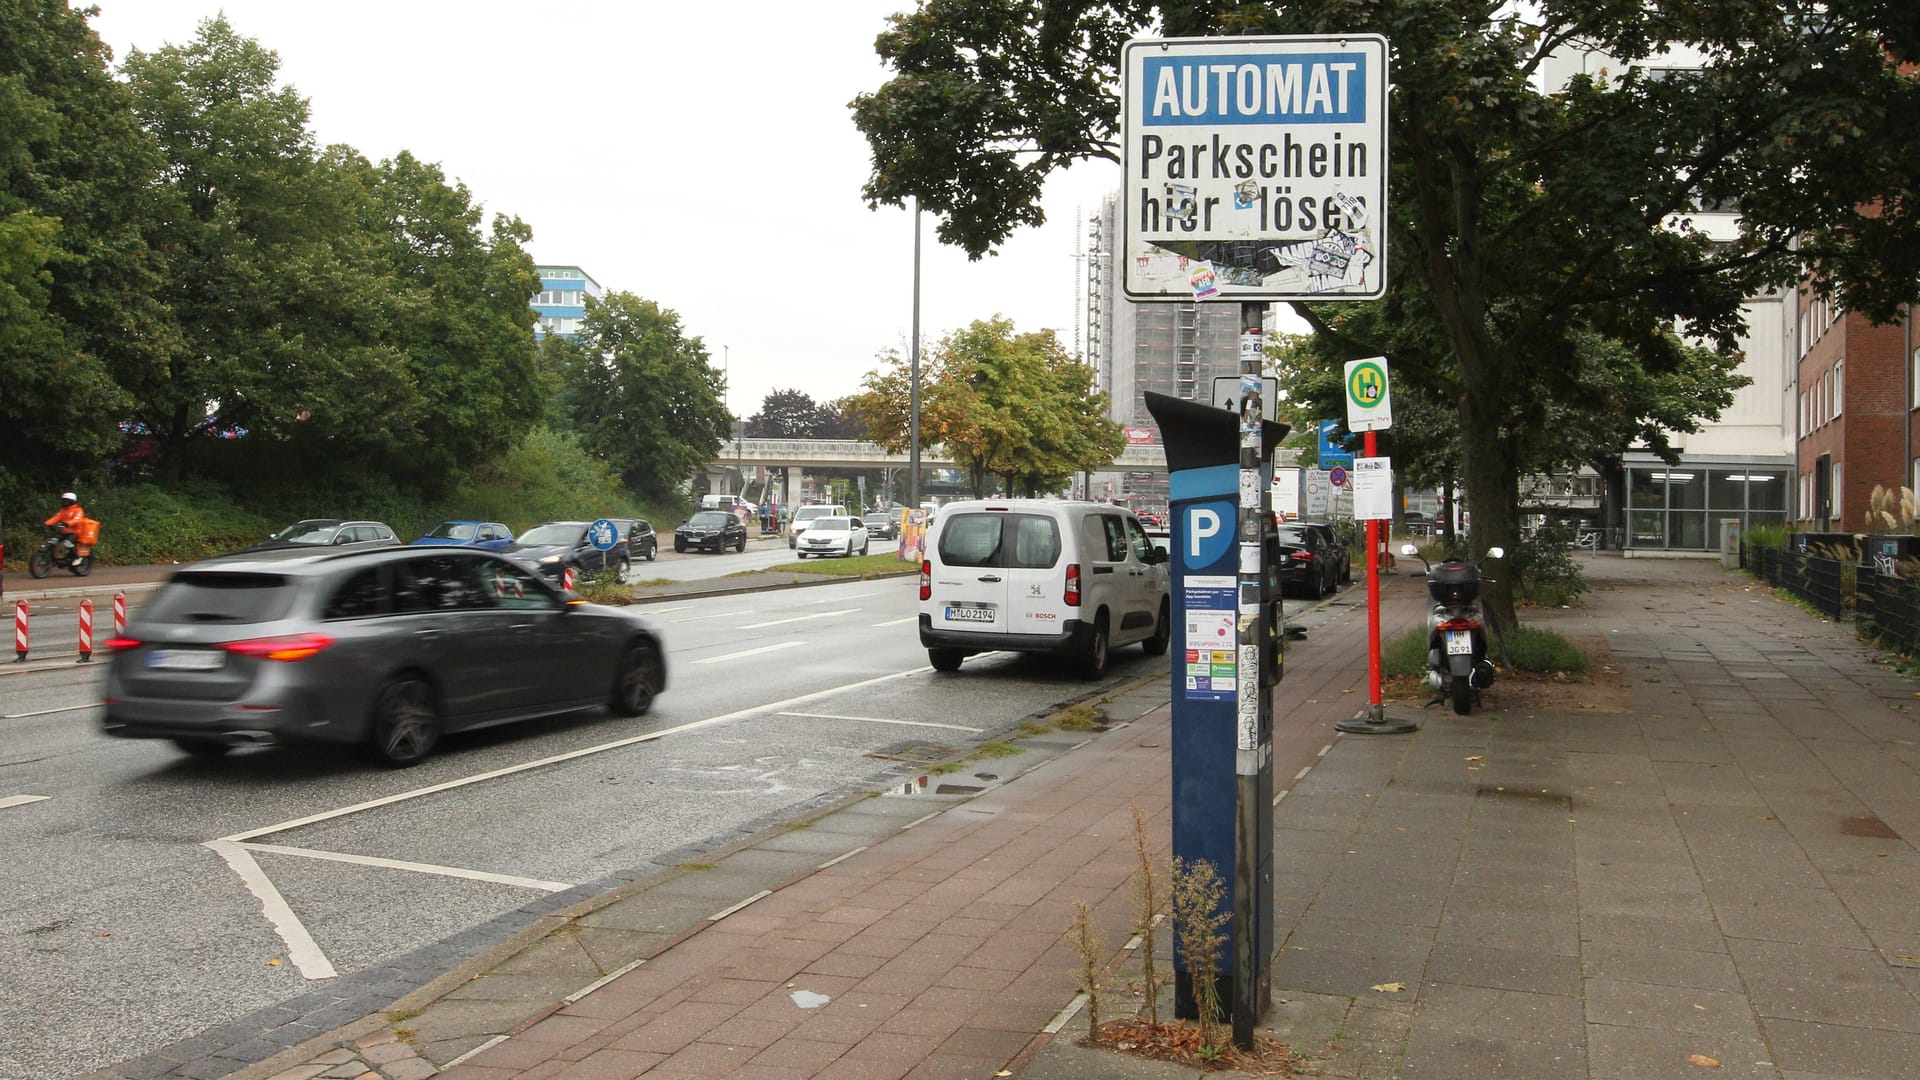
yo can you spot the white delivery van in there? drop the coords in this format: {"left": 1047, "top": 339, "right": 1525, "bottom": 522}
{"left": 918, "top": 499, "right": 1170, "bottom": 677}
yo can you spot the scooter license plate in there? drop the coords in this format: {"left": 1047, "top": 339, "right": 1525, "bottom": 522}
{"left": 1445, "top": 630, "right": 1473, "bottom": 656}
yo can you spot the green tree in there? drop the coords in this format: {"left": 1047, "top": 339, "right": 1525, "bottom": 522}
{"left": 745, "top": 388, "right": 839, "bottom": 438}
{"left": 558, "top": 292, "right": 730, "bottom": 504}
{"left": 852, "top": 1, "right": 1920, "bottom": 628}
{"left": 0, "top": 0, "right": 163, "bottom": 498}
{"left": 848, "top": 317, "right": 1122, "bottom": 497}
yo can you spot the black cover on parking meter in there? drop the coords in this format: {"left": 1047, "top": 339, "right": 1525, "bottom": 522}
{"left": 1145, "top": 391, "right": 1287, "bottom": 1023}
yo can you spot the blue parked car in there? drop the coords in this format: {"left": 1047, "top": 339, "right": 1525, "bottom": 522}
{"left": 411, "top": 520, "right": 514, "bottom": 552}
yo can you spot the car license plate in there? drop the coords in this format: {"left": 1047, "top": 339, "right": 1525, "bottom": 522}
{"left": 1445, "top": 630, "right": 1473, "bottom": 656}
{"left": 147, "top": 648, "right": 225, "bottom": 671}
{"left": 944, "top": 604, "right": 995, "bottom": 623}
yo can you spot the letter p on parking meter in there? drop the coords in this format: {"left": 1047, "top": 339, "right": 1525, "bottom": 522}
{"left": 1187, "top": 507, "right": 1223, "bottom": 560}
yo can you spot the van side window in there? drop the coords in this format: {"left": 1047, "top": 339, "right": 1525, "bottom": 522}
{"left": 1125, "top": 518, "right": 1154, "bottom": 562}
{"left": 1099, "top": 515, "right": 1128, "bottom": 561}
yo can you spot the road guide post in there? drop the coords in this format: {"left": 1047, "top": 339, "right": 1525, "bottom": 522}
{"left": 1124, "top": 31, "right": 1389, "bottom": 1048}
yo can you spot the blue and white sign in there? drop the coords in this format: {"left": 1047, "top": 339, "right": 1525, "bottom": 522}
{"left": 587, "top": 518, "right": 619, "bottom": 551}
{"left": 1182, "top": 500, "right": 1236, "bottom": 571}
{"left": 1317, "top": 419, "right": 1355, "bottom": 470}
{"left": 1122, "top": 34, "right": 1389, "bottom": 302}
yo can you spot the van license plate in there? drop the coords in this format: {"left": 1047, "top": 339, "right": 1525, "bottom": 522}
{"left": 944, "top": 604, "right": 995, "bottom": 623}
{"left": 148, "top": 649, "right": 225, "bottom": 671}
{"left": 1445, "top": 630, "right": 1472, "bottom": 656}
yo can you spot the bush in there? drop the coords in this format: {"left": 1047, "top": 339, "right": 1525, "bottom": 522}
{"left": 1381, "top": 623, "right": 1587, "bottom": 675}
{"left": 1510, "top": 520, "right": 1588, "bottom": 607}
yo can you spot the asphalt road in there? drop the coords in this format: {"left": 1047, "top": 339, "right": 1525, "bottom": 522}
{"left": 0, "top": 570, "right": 1163, "bottom": 1078}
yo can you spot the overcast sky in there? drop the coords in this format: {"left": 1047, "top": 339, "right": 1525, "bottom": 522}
{"left": 79, "top": 0, "right": 1125, "bottom": 419}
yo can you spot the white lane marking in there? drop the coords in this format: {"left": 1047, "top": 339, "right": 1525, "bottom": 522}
{"left": 443, "top": 1035, "right": 510, "bottom": 1068}
{"left": 204, "top": 839, "right": 336, "bottom": 979}
{"left": 220, "top": 663, "right": 942, "bottom": 844}
{"left": 694, "top": 641, "right": 807, "bottom": 665}
{"left": 0, "top": 795, "right": 51, "bottom": 810}
{"left": 739, "top": 608, "right": 859, "bottom": 630}
{"left": 1044, "top": 993, "right": 1090, "bottom": 1034}
{"left": 1273, "top": 789, "right": 1289, "bottom": 807}
{"left": 813, "top": 592, "right": 872, "bottom": 603}
{"left": 870, "top": 616, "right": 916, "bottom": 628}
{"left": 3, "top": 703, "right": 99, "bottom": 719}
{"left": 639, "top": 604, "right": 694, "bottom": 616}
{"left": 1318, "top": 744, "right": 1333, "bottom": 758}
{"left": 1294, "top": 766, "right": 1313, "bottom": 781}
{"left": 817, "top": 845, "right": 868, "bottom": 869}
{"left": 240, "top": 843, "right": 571, "bottom": 892}
{"left": 708, "top": 889, "right": 771, "bottom": 921}
{"left": 563, "top": 957, "right": 646, "bottom": 1005}
{"left": 900, "top": 811, "right": 940, "bottom": 830}
{"left": 777, "top": 711, "right": 983, "bottom": 733}
{"left": 668, "top": 609, "right": 752, "bottom": 623}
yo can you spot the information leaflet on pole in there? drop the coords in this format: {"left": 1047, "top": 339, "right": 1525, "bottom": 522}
{"left": 1353, "top": 456, "right": 1392, "bottom": 519}
{"left": 1182, "top": 575, "right": 1237, "bottom": 700}
{"left": 1303, "top": 469, "right": 1330, "bottom": 517}
{"left": 1273, "top": 468, "right": 1300, "bottom": 520}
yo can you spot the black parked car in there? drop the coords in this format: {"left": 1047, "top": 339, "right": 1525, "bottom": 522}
{"left": 1275, "top": 523, "right": 1344, "bottom": 598}
{"left": 1295, "top": 521, "right": 1352, "bottom": 584}
{"left": 675, "top": 511, "right": 747, "bottom": 553}
{"left": 616, "top": 519, "right": 658, "bottom": 561}
{"left": 100, "top": 547, "right": 666, "bottom": 766}
{"left": 507, "top": 521, "right": 633, "bottom": 584}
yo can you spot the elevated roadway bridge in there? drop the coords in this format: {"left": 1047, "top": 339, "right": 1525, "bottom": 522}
{"left": 708, "top": 438, "right": 1169, "bottom": 475}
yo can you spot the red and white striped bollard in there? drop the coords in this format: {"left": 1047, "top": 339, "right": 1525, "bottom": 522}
{"left": 13, "top": 600, "right": 27, "bottom": 662}
{"left": 562, "top": 565, "right": 577, "bottom": 592}
{"left": 77, "top": 598, "right": 94, "bottom": 663}
{"left": 113, "top": 592, "right": 127, "bottom": 639}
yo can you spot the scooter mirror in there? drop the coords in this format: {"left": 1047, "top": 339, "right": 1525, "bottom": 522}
{"left": 1399, "top": 543, "right": 1418, "bottom": 556}
{"left": 1487, "top": 546, "right": 1506, "bottom": 559}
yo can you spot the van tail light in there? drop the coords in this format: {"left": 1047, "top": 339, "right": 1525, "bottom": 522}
{"left": 1065, "top": 563, "right": 1082, "bottom": 606}
{"left": 919, "top": 560, "right": 932, "bottom": 601}
{"left": 222, "top": 633, "right": 335, "bottom": 662}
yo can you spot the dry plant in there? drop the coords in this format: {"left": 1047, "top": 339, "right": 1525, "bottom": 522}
{"left": 1864, "top": 484, "right": 1919, "bottom": 534}
{"left": 1130, "top": 805, "right": 1164, "bottom": 1028}
{"left": 1171, "top": 856, "right": 1230, "bottom": 1053}
{"left": 1069, "top": 899, "right": 1104, "bottom": 1031}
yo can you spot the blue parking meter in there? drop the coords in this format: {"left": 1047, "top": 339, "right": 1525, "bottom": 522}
{"left": 1145, "top": 391, "right": 1287, "bottom": 1024}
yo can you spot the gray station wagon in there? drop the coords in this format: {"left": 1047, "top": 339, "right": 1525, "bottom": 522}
{"left": 101, "top": 547, "right": 667, "bottom": 766}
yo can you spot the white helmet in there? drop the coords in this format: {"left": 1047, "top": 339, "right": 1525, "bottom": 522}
{"left": 60, "top": 491, "right": 77, "bottom": 501}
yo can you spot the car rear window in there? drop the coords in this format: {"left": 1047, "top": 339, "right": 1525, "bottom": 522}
{"left": 938, "top": 513, "right": 1060, "bottom": 570}
{"left": 143, "top": 573, "right": 299, "bottom": 624}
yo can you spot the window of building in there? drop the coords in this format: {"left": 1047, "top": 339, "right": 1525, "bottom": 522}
{"left": 1629, "top": 466, "right": 1790, "bottom": 550}
{"left": 1833, "top": 360, "right": 1843, "bottom": 420}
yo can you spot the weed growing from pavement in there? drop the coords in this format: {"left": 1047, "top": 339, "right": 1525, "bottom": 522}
{"left": 1056, "top": 704, "right": 1104, "bottom": 731}
{"left": 1069, "top": 900, "right": 1105, "bottom": 1032}
{"left": 1170, "top": 857, "right": 1229, "bottom": 1053}
{"left": 1130, "top": 806, "right": 1164, "bottom": 1028}
{"left": 976, "top": 741, "right": 1019, "bottom": 757}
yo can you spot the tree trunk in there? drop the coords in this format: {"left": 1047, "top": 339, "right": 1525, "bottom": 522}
{"left": 1457, "top": 387, "right": 1520, "bottom": 634}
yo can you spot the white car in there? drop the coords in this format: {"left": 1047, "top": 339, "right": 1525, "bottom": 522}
{"left": 786, "top": 503, "right": 849, "bottom": 548}
{"left": 918, "top": 499, "right": 1170, "bottom": 677}
{"left": 796, "top": 516, "right": 869, "bottom": 558}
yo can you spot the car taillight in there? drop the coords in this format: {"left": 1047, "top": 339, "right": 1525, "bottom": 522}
{"left": 1065, "top": 563, "right": 1081, "bottom": 606}
{"left": 1291, "top": 551, "right": 1314, "bottom": 561}
{"left": 919, "top": 559, "right": 932, "bottom": 601}
{"left": 106, "top": 636, "right": 142, "bottom": 652}
{"left": 222, "top": 633, "right": 335, "bottom": 662}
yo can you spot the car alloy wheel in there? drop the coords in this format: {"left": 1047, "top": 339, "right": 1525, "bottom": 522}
{"left": 368, "top": 674, "right": 439, "bottom": 766}
{"left": 611, "top": 641, "right": 662, "bottom": 716}
{"left": 616, "top": 559, "right": 633, "bottom": 584}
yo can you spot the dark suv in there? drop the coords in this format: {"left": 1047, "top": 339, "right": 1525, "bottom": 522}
{"left": 101, "top": 547, "right": 666, "bottom": 766}
{"left": 675, "top": 511, "right": 747, "bottom": 553}
{"left": 616, "top": 519, "right": 658, "bottom": 561}
{"left": 507, "top": 521, "right": 633, "bottom": 584}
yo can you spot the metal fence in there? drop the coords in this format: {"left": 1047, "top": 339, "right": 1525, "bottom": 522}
{"left": 1857, "top": 570, "right": 1920, "bottom": 655}
{"left": 1740, "top": 543, "right": 1848, "bottom": 620}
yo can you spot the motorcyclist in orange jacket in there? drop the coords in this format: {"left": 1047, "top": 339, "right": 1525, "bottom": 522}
{"left": 45, "top": 492, "right": 84, "bottom": 550}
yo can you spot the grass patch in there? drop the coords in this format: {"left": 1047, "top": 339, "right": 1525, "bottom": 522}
{"left": 773, "top": 552, "right": 916, "bottom": 576}
{"left": 929, "top": 761, "right": 966, "bottom": 774}
{"left": 386, "top": 1007, "right": 423, "bottom": 1024}
{"left": 975, "top": 741, "right": 1020, "bottom": 758}
{"left": 1382, "top": 623, "right": 1588, "bottom": 675}
{"left": 1503, "top": 624, "right": 1588, "bottom": 673}
{"left": 1017, "top": 721, "right": 1052, "bottom": 737}
{"left": 1055, "top": 704, "right": 1104, "bottom": 730}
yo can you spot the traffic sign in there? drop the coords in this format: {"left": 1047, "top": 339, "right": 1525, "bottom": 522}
{"left": 588, "top": 518, "right": 619, "bottom": 551}
{"left": 1329, "top": 466, "right": 1348, "bottom": 488}
{"left": 1344, "top": 356, "right": 1393, "bottom": 432}
{"left": 1317, "top": 419, "right": 1354, "bottom": 469}
{"left": 1120, "top": 35, "right": 1390, "bottom": 302}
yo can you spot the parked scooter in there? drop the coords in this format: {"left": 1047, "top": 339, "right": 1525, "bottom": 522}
{"left": 29, "top": 524, "right": 94, "bottom": 578}
{"left": 1399, "top": 543, "right": 1505, "bottom": 715}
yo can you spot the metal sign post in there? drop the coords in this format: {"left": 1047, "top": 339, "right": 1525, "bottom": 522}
{"left": 1338, "top": 358, "right": 1414, "bottom": 735}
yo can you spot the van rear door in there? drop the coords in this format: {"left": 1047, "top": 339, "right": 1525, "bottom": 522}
{"left": 926, "top": 510, "right": 1012, "bottom": 634}
{"left": 997, "top": 512, "right": 1067, "bottom": 637}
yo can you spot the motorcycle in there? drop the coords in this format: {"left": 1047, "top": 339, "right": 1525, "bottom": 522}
{"left": 1400, "top": 543, "right": 1505, "bottom": 715}
{"left": 28, "top": 525, "right": 94, "bottom": 578}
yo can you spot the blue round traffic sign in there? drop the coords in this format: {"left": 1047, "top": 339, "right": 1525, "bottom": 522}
{"left": 588, "top": 518, "right": 619, "bottom": 551}
{"left": 1329, "top": 466, "right": 1349, "bottom": 488}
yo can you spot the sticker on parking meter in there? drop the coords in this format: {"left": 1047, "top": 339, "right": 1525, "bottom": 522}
{"left": 1182, "top": 575, "right": 1238, "bottom": 700}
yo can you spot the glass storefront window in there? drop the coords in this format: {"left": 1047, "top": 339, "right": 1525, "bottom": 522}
{"left": 1668, "top": 471, "right": 1706, "bottom": 510}
{"left": 1672, "top": 511, "right": 1707, "bottom": 549}
{"left": 1631, "top": 510, "right": 1666, "bottom": 546}
{"left": 1746, "top": 474, "right": 1785, "bottom": 510}
{"left": 1630, "top": 470, "right": 1666, "bottom": 508}
{"left": 1708, "top": 471, "right": 1746, "bottom": 509}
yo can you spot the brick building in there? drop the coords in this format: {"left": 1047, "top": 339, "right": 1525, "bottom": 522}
{"left": 1794, "top": 293, "right": 1916, "bottom": 531}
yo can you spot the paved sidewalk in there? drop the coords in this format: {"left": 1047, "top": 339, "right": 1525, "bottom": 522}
{"left": 101, "top": 554, "right": 1920, "bottom": 1078}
